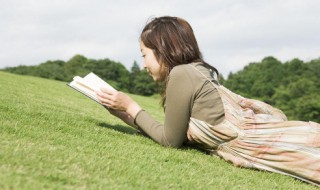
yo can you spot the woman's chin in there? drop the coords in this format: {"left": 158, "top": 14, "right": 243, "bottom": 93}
{"left": 149, "top": 73, "right": 161, "bottom": 81}
{"left": 152, "top": 76, "right": 158, "bottom": 81}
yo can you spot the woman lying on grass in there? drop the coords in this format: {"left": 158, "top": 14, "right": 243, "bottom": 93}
{"left": 96, "top": 16, "right": 320, "bottom": 186}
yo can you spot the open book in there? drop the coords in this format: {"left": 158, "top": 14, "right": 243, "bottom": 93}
{"left": 67, "top": 72, "right": 116, "bottom": 107}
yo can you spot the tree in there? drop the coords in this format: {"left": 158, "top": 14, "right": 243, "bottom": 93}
{"left": 224, "top": 56, "right": 320, "bottom": 122}
{"left": 2, "top": 55, "right": 319, "bottom": 121}
{"left": 63, "top": 54, "right": 90, "bottom": 81}
{"left": 128, "top": 61, "right": 158, "bottom": 96}
{"left": 131, "top": 61, "right": 140, "bottom": 74}
{"left": 36, "top": 60, "right": 66, "bottom": 80}
{"left": 132, "top": 70, "right": 158, "bottom": 96}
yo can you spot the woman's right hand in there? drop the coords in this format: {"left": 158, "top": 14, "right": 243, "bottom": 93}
{"left": 96, "top": 88, "right": 142, "bottom": 119}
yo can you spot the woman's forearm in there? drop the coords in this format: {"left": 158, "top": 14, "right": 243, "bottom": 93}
{"left": 108, "top": 109, "right": 138, "bottom": 128}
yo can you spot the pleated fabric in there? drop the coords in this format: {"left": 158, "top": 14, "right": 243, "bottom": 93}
{"left": 187, "top": 66, "right": 320, "bottom": 186}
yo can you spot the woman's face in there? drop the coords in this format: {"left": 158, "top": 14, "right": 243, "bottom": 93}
{"left": 140, "top": 41, "right": 162, "bottom": 81}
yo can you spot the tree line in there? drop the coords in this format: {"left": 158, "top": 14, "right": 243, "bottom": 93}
{"left": 2, "top": 55, "right": 319, "bottom": 122}
{"left": 2, "top": 55, "right": 158, "bottom": 96}
{"left": 222, "top": 56, "right": 320, "bottom": 123}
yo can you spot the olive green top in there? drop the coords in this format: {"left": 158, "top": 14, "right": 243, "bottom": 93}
{"left": 134, "top": 62, "right": 225, "bottom": 147}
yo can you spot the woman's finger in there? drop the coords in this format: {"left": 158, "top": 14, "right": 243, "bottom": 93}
{"left": 95, "top": 90, "right": 112, "bottom": 100}
{"left": 100, "top": 87, "right": 117, "bottom": 95}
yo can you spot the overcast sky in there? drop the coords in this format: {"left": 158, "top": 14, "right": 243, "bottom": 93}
{"left": 1, "top": 0, "right": 319, "bottom": 77}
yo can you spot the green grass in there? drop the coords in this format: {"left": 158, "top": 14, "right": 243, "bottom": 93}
{"left": 0, "top": 71, "right": 317, "bottom": 190}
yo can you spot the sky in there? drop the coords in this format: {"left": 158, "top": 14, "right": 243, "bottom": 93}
{"left": 1, "top": 0, "right": 319, "bottom": 77}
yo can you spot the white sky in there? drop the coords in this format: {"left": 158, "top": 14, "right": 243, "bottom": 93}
{"left": 1, "top": 0, "right": 319, "bottom": 77}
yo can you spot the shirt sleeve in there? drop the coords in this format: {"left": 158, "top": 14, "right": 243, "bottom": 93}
{"left": 134, "top": 67, "right": 194, "bottom": 147}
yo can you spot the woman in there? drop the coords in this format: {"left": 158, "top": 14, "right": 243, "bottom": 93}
{"left": 96, "top": 16, "right": 320, "bottom": 186}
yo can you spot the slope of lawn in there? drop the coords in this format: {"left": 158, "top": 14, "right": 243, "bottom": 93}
{"left": 0, "top": 71, "right": 317, "bottom": 189}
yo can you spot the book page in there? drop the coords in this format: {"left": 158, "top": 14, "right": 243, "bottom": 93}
{"left": 69, "top": 79, "right": 98, "bottom": 102}
{"left": 83, "top": 72, "right": 116, "bottom": 92}
{"left": 68, "top": 72, "right": 117, "bottom": 105}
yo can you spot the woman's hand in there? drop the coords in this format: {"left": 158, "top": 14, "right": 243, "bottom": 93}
{"left": 95, "top": 88, "right": 142, "bottom": 119}
{"left": 96, "top": 88, "right": 131, "bottom": 111}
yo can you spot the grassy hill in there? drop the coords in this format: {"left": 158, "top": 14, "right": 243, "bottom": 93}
{"left": 0, "top": 71, "right": 317, "bottom": 189}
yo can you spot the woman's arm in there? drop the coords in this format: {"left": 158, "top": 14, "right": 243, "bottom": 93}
{"left": 95, "top": 66, "right": 194, "bottom": 148}
{"left": 134, "top": 67, "right": 194, "bottom": 147}
{"left": 107, "top": 109, "right": 137, "bottom": 128}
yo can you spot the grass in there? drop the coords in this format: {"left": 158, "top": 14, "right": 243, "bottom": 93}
{"left": 0, "top": 71, "right": 318, "bottom": 190}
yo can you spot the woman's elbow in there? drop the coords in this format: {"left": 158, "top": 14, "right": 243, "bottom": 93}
{"left": 161, "top": 137, "right": 184, "bottom": 148}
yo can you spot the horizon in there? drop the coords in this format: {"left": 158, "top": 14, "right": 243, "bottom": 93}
{"left": 1, "top": 0, "right": 320, "bottom": 77}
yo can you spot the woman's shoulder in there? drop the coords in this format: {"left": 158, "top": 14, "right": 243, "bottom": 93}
{"left": 170, "top": 63, "right": 199, "bottom": 78}
{"left": 170, "top": 62, "right": 210, "bottom": 81}
{"left": 171, "top": 63, "right": 191, "bottom": 73}
{"left": 168, "top": 65, "right": 193, "bottom": 86}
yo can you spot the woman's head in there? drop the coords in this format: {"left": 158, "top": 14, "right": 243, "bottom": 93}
{"left": 140, "top": 16, "right": 203, "bottom": 81}
{"left": 140, "top": 16, "right": 219, "bottom": 106}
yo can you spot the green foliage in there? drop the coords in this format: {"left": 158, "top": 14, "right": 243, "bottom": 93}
{"left": 224, "top": 56, "right": 320, "bottom": 122}
{"left": 2, "top": 55, "right": 319, "bottom": 121}
{"left": 84, "top": 58, "right": 130, "bottom": 91}
{"left": 3, "top": 65, "right": 35, "bottom": 76}
{"left": 1, "top": 55, "right": 156, "bottom": 96}
{"left": 63, "top": 54, "right": 90, "bottom": 81}
{"left": 225, "top": 57, "right": 283, "bottom": 100}
{"left": 128, "top": 61, "right": 158, "bottom": 96}
{"left": 1, "top": 71, "right": 317, "bottom": 189}
{"left": 36, "top": 60, "right": 66, "bottom": 80}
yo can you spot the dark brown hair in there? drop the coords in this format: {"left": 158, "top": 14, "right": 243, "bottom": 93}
{"left": 140, "top": 16, "right": 219, "bottom": 106}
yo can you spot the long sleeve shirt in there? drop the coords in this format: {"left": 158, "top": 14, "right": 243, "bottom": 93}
{"left": 134, "top": 62, "right": 225, "bottom": 147}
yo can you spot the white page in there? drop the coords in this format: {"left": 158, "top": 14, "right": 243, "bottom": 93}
{"left": 69, "top": 79, "right": 98, "bottom": 102}
{"left": 83, "top": 72, "right": 116, "bottom": 92}
{"left": 68, "top": 73, "right": 117, "bottom": 104}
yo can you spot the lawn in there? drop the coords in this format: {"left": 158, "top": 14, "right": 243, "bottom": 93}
{"left": 0, "top": 71, "right": 317, "bottom": 189}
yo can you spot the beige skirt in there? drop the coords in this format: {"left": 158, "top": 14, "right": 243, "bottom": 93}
{"left": 187, "top": 84, "right": 320, "bottom": 186}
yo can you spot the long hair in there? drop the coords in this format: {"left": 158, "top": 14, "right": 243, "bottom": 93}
{"left": 140, "top": 16, "right": 219, "bottom": 106}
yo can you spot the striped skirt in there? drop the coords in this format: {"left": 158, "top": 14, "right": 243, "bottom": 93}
{"left": 187, "top": 85, "right": 320, "bottom": 186}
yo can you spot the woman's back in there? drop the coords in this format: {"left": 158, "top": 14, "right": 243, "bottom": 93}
{"left": 134, "top": 62, "right": 225, "bottom": 147}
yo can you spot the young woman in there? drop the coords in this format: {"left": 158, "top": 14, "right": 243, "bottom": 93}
{"left": 96, "top": 16, "right": 320, "bottom": 186}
